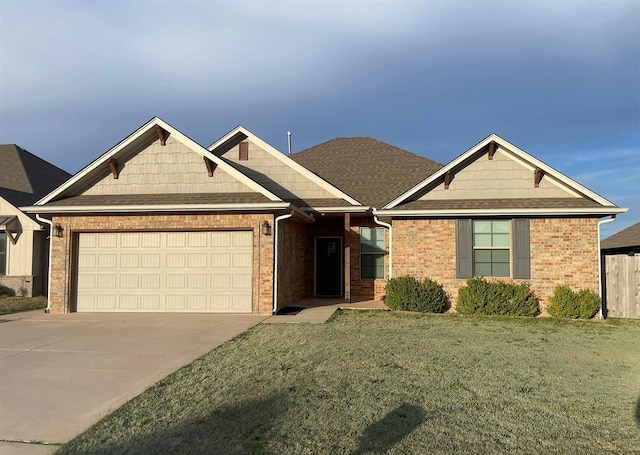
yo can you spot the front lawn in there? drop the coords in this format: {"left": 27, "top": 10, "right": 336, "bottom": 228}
{"left": 60, "top": 311, "right": 640, "bottom": 454}
{"left": 0, "top": 295, "right": 46, "bottom": 315}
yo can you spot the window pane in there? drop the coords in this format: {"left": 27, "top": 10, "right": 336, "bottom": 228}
{"left": 474, "top": 250, "right": 492, "bottom": 262}
{"left": 361, "top": 227, "right": 385, "bottom": 253}
{"left": 492, "top": 233, "right": 509, "bottom": 247}
{"left": 492, "top": 249, "right": 509, "bottom": 263}
{"left": 474, "top": 220, "right": 492, "bottom": 233}
{"left": 475, "top": 262, "right": 492, "bottom": 277}
{"left": 492, "top": 221, "right": 510, "bottom": 234}
{"left": 474, "top": 233, "right": 492, "bottom": 247}
{"left": 492, "top": 262, "right": 510, "bottom": 277}
{"left": 361, "top": 254, "right": 384, "bottom": 279}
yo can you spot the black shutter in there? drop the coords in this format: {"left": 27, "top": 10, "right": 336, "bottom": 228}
{"left": 456, "top": 219, "right": 473, "bottom": 278}
{"left": 513, "top": 218, "right": 531, "bottom": 279}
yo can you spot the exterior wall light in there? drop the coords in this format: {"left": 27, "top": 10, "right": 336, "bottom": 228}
{"left": 261, "top": 221, "right": 272, "bottom": 236}
{"left": 53, "top": 224, "right": 64, "bottom": 238}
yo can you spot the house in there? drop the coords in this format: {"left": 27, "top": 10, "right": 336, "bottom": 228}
{"left": 601, "top": 222, "right": 640, "bottom": 318}
{"left": 0, "top": 145, "right": 71, "bottom": 297}
{"left": 23, "top": 117, "right": 626, "bottom": 314}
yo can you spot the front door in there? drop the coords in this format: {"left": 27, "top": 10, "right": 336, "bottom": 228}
{"left": 315, "top": 237, "right": 342, "bottom": 296}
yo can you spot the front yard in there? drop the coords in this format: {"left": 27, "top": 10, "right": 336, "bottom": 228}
{"left": 60, "top": 311, "right": 640, "bottom": 454}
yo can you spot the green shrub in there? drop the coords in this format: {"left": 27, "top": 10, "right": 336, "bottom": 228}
{"left": 456, "top": 277, "right": 539, "bottom": 317}
{"left": 547, "top": 285, "right": 600, "bottom": 319}
{"left": 384, "top": 276, "right": 449, "bottom": 313}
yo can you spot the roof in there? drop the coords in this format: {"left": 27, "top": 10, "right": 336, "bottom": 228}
{"left": 44, "top": 193, "right": 273, "bottom": 206}
{"left": 601, "top": 222, "right": 640, "bottom": 251}
{"left": 291, "top": 137, "right": 442, "bottom": 208}
{"left": 0, "top": 144, "right": 71, "bottom": 208}
{"left": 396, "top": 198, "right": 603, "bottom": 211}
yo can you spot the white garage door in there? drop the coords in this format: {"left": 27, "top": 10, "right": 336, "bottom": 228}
{"left": 76, "top": 231, "right": 253, "bottom": 313}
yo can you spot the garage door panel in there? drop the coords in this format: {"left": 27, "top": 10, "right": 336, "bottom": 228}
{"left": 76, "top": 231, "right": 253, "bottom": 313}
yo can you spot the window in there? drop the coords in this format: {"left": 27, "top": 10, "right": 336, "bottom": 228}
{"left": 360, "top": 227, "right": 385, "bottom": 278}
{"left": 457, "top": 219, "right": 530, "bottom": 280}
{"left": 473, "top": 220, "right": 510, "bottom": 277}
{"left": 0, "top": 232, "right": 6, "bottom": 275}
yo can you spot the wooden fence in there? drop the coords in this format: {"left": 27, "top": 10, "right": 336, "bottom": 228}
{"left": 604, "top": 254, "right": 640, "bottom": 318}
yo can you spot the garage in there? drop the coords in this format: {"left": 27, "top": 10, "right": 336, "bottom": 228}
{"left": 75, "top": 231, "right": 253, "bottom": 313}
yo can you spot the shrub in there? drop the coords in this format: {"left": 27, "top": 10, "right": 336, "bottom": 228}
{"left": 547, "top": 285, "right": 600, "bottom": 319}
{"left": 384, "top": 276, "right": 449, "bottom": 313}
{"left": 456, "top": 277, "right": 539, "bottom": 317}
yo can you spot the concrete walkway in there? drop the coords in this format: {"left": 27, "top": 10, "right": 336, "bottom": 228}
{"left": 0, "top": 310, "right": 267, "bottom": 454}
{"left": 263, "top": 299, "right": 389, "bottom": 323}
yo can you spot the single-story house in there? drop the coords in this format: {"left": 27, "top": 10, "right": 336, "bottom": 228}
{"left": 0, "top": 144, "right": 71, "bottom": 296}
{"left": 601, "top": 222, "right": 640, "bottom": 318}
{"left": 23, "top": 117, "right": 626, "bottom": 314}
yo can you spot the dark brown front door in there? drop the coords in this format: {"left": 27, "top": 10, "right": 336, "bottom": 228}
{"left": 315, "top": 237, "right": 342, "bottom": 296}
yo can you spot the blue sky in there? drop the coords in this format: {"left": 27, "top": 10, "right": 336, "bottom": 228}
{"left": 0, "top": 0, "right": 638, "bottom": 238}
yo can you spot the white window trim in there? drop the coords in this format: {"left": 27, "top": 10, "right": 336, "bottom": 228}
{"left": 472, "top": 220, "right": 513, "bottom": 278}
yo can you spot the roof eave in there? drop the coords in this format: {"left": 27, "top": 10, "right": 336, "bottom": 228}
{"left": 374, "top": 207, "right": 628, "bottom": 217}
{"left": 21, "top": 202, "right": 293, "bottom": 214}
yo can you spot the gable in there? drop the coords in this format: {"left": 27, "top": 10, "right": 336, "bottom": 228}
{"left": 209, "top": 128, "right": 361, "bottom": 207}
{"left": 81, "top": 134, "right": 257, "bottom": 196}
{"left": 217, "top": 139, "right": 340, "bottom": 202}
{"left": 0, "top": 196, "right": 40, "bottom": 229}
{"left": 382, "top": 134, "right": 623, "bottom": 215}
{"left": 415, "top": 145, "right": 579, "bottom": 202}
{"left": 32, "top": 117, "right": 282, "bottom": 208}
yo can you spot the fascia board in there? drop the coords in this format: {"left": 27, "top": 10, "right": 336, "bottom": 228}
{"left": 208, "top": 126, "right": 363, "bottom": 206}
{"left": 383, "top": 133, "right": 617, "bottom": 209}
{"left": 374, "top": 207, "right": 628, "bottom": 217}
{"left": 21, "top": 202, "right": 292, "bottom": 214}
{"left": 300, "top": 206, "right": 372, "bottom": 213}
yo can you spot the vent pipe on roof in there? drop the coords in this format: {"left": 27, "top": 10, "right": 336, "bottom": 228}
{"left": 287, "top": 131, "right": 292, "bottom": 155}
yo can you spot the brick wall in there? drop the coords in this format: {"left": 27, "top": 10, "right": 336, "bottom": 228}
{"left": 0, "top": 275, "right": 38, "bottom": 297}
{"left": 277, "top": 218, "right": 312, "bottom": 309}
{"left": 49, "top": 213, "right": 274, "bottom": 315}
{"left": 393, "top": 217, "right": 600, "bottom": 314}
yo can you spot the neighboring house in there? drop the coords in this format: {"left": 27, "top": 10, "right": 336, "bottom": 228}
{"left": 23, "top": 117, "right": 626, "bottom": 314}
{"left": 0, "top": 145, "right": 71, "bottom": 296}
{"left": 601, "top": 222, "right": 640, "bottom": 318}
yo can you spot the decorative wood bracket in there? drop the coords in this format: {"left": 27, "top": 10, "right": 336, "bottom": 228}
{"left": 534, "top": 167, "right": 544, "bottom": 187}
{"left": 155, "top": 125, "right": 167, "bottom": 146}
{"left": 204, "top": 157, "right": 217, "bottom": 177}
{"left": 444, "top": 170, "right": 452, "bottom": 189}
{"left": 107, "top": 158, "right": 120, "bottom": 179}
{"left": 487, "top": 141, "right": 496, "bottom": 160}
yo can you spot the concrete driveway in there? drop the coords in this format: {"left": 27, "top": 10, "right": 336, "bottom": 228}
{"left": 0, "top": 310, "right": 268, "bottom": 453}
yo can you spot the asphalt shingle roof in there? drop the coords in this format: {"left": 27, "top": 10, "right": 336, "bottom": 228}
{"left": 0, "top": 144, "right": 71, "bottom": 208}
{"left": 291, "top": 137, "right": 442, "bottom": 208}
{"left": 45, "top": 193, "right": 273, "bottom": 206}
{"left": 395, "top": 198, "right": 604, "bottom": 211}
{"left": 601, "top": 222, "right": 640, "bottom": 251}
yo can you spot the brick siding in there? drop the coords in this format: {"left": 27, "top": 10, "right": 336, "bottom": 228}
{"left": 393, "top": 217, "right": 600, "bottom": 314}
{"left": 48, "top": 213, "right": 274, "bottom": 315}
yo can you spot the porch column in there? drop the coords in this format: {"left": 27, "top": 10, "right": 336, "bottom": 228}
{"left": 344, "top": 213, "right": 351, "bottom": 303}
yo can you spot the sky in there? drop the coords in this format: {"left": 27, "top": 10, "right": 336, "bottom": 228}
{"left": 0, "top": 0, "right": 638, "bottom": 238}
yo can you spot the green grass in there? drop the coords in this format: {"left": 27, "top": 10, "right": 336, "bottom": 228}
{"left": 59, "top": 311, "right": 640, "bottom": 454}
{"left": 0, "top": 295, "right": 46, "bottom": 315}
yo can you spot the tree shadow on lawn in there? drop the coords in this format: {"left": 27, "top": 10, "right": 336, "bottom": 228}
{"left": 61, "top": 392, "right": 289, "bottom": 455}
{"left": 635, "top": 395, "right": 640, "bottom": 425}
{"left": 354, "top": 404, "right": 425, "bottom": 454}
